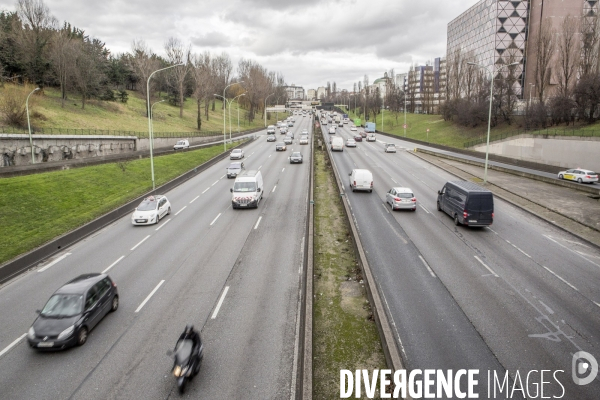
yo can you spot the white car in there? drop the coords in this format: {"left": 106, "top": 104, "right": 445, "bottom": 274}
{"left": 384, "top": 143, "right": 397, "bottom": 153}
{"left": 173, "top": 140, "right": 189, "bottom": 150}
{"left": 230, "top": 149, "right": 244, "bottom": 159}
{"left": 299, "top": 135, "right": 309, "bottom": 145}
{"left": 266, "top": 125, "right": 276, "bottom": 134}
{"left": 302, "top": 129, "right": 309, "bottom": 135}
{"left": 346, "top": 139, "right": 357, "bottom": 147}
{"left": 328, "top": 127, "right": 336, "bottom": 134}
{"left": 131, "top": 195, "right": 171, "bottom": 225}
{"left": 350, "top": 126, "right": 357, "bottom": 131}
{"left": 386, "top": 187, "right": 417, "bottom": 211}
{"left": 558, "top": 168, "right": 598, "bottom": 183}
{"left": 367, "top": 134, "right": 376, "bottom": 142}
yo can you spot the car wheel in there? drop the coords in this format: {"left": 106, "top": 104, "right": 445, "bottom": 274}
{"left": 454, "top": 214, "right": 460, "bottom": 226}
{"left": 155, "top": 216, "right": 159, "bottom": 224}
{"left": 437, "top": 202, "right": 442, "bottom": 211}
{"left": 111, "top": 295, "right": 119, "bottom": 312}
{"left": 77, "top": 327, "right": 88, "bottom": 346}
{"left": 577, "top": 178, "right": 582, "bottom": 183}
{"left": 558, "top": 174, "right": 563, "bottom": 179}
{"left": 413, "top": 208, "right": 417, "bottom": 211}
{"left": 167, "top": 207, "right": 171, "bottom": 215}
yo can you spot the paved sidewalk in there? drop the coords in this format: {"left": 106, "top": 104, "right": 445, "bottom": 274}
{"left": 410, "top": 150, "right": 600, "bottom": 248}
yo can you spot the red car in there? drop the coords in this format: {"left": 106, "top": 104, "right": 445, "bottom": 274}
{"left": 354, "top": 135, "right": 363, "bottom": 142}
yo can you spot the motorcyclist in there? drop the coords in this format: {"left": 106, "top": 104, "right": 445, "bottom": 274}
{"left": 176, "top": 325, "right": 202, "bottom": 371}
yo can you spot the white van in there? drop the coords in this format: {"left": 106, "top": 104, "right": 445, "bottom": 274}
{"left": 349, "top": 169, "right": 373, "bottom": 192}
{"left": 230, "top": 170, "right": 264, "bottom": 209}
{"left": 173, "top": 139, "right": 189, "bottom": 150}
{"left": 331, "top": 136, "right": 344, "bottom": 152}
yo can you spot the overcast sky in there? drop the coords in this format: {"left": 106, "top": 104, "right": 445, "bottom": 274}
{"left": 1, "top": 0, "right": 480, "bottom": 91}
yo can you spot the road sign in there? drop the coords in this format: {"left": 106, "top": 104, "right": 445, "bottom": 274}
{"left": 427, "top": 129, "right": 430, "bottom": 132}
{"left": 403, "top": 124, "right": 407, "bottom": 129}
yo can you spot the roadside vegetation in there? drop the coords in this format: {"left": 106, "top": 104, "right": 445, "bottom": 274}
{"left": 313, "top": 134, "right": 386, "bottom": 399}
{"left": 0, "top": 142, "right": 239, "bottom": 265}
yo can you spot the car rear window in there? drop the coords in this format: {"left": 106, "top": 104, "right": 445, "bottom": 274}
{"left": 398, "top": 193, "right": 413, "bottom": 198}
{"left": 467, "top": 194, "right": 494, "bottom": 212}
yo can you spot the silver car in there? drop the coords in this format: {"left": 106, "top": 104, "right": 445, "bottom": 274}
{"left": 299, "top": 135, "right": 309, "bottom": 145}
{"left": 230, "top": 149, "right": 244, "bottom": 159}
{"left": 386, "top": 187, "right": 417, "bottom": 211}
{"left": 283, "top": 136, "right": 293, "bottom": 145}
{"left": 346, "top": 139, "right": 356, "bottom": 147}
{"left": 384, "top": 143, "right": 396, "bottom": 153}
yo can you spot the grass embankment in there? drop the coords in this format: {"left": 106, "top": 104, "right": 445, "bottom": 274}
{"left": 0, "top": 84, "right": 279, "bottom": 134}
{"left": 0, "top": 143, "right": 237, "bottom": 265}
{"left": 313, "top": 136, "right": 386, "bottom": 399}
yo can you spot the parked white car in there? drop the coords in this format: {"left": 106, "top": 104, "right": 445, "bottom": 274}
{"left": 131, "top": 195, "right": 171, "bottom": 225}
{"left": 173, "top": 140, "right": 189, "bottom": 150}
{"left": 557, "top": 168, "right": 598, "bottom": 184}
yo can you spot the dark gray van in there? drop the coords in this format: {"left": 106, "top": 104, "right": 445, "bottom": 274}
{"left": 437, "top": 181, "right": 494, "bottom": 227}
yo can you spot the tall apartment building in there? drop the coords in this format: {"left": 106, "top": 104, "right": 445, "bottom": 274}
{"left": 406, "top": 57, "right": 446, "bottom": 114}
{"left": 307, "top": 89, "right": 316, "bottom": 101}
{"left": 283, "top": 85, "right": 305, "bottom": 100}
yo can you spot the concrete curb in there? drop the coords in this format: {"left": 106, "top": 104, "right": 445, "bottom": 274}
{"left": 409, "top": 150, "right": 600, "bottom": 249}
{"left": 319, "top": 126, "right": 407, "bottom": 377}
{"left": 0, "top": 138, "right": 255, "bottom": 285}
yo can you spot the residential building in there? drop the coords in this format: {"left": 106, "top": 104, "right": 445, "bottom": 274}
{"left": 307, "top": 89, "right": 316, "bottom": 101}
{"left": 283, "top": 85, "right": 305, "bottom": 100}
{"left": 316, "top": 86, "right": 327, "bottom": 100}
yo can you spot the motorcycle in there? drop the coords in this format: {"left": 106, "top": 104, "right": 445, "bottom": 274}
{"left": 167, "top": 339, "right": 203, "bottom": 394}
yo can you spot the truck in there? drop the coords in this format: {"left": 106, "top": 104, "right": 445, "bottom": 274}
{"left": 334, "top": 115, "right": 341, "bottom": 125}
{"left": 365, "top": 122, "right": 376, "bottom": 133}
{"left": 354, "top": 118, "right": 362, "bottom": 127}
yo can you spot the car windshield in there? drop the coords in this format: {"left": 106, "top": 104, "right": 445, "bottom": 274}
{"left": 137, "top": 199, "right": 158, "bottom": 211}
{"left": 228, "top": 165, "right": 241, "bottom": 171}
{"left": 292, "top": 152, "right": 301, "bottom": 157}
{"left": 233, "top": 182, "right": 257, "bottom": 192}
{"left": 176, "top": 141, "right": 185, "bottom": 145}
{"left": 232, "top": 150, "right": 241, "bottom": 154}
{"left": 41, "top": 294, "right": 83, "bottom": 318}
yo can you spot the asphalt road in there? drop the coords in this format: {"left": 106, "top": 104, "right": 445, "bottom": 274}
{"left": 0, "top": 114, "right": 313, "bottom": 399}
{"left": 320, "top": 116, "right": 600, "bottom": 399}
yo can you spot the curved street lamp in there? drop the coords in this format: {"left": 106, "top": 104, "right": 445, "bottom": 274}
{"left": 221, "top": 81, "right": 244, "bottom": 151}
{"left": 26, "top": 87, "right": 40, "bottom": 164}
{"left": 150, "top": 100, "right": 165, "bottom": 145}
{"left": 229, "top": 93, "right": 246, "bottom": 139}
{"left": 147, "top": 63, "right": 183, "bottom": 190}
{"left": 467, "top": 61, "right": 520, "bottom": 184}
{"left": 264, "top": 93, "right": 274, "bottom": 127}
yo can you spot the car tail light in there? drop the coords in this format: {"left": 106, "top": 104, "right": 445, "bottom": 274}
{"left": 394, "top": 197, "right": 401, "bottom": 202}
{"left": 370, "top": 181, "right": 373, "bottom": 188}
{"left": 586, "top": 175, "right": 592, "bottom": 178}
{"left": 354, "top": 181, "right": 357, "bottom": 186}
{"left": 112, "top": 280, "right": 117, "bottom": 287}
{"left": 411, "top": 197, "right": 417, "bottom": 202}
{"left": 463, "top": 210, "right": 468, "bottom": 219}
{"left": 492, "top": 213, "right": 494, "bottom": 218}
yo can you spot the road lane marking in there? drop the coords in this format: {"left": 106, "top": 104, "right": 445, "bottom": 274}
{"left": 542, "top": 266, "right": 578, "bottom": 291}
{"left": 282, "top": 168, "right": 285, "bottom": 172}
{"left": 258, "top": 165, "right": 262, "bottom": 170}
{"left": 190, "top": 195, "right": 200, "bottom": 203}
{"left": 38, "top": 253, "right": 71, "bottom": 272}
{"left": 254, "top": 216, "right": 262, "bottom": 230}
{"left": 418, "top": 204, "right": 430, "bottom": 214}
{"left": 210, "top": 213, "right": 221, "bottom": 226}
{"left": 131, "top": 235, "right": 150, "bottom": 251}
{"left": 155, "top": 218, "right": 171, "bottom": 231}
{"left": 382, "top": 203, "right": 390, "bottom": 213}
{"left": 0, "top": 333, "right": 27, "bottom": 358}
{"left": 391, "top": 178, "right": 398, "bottom": 184}
{"left": 488, "top": 228, "right": 499, "bottom": 235}
{"left": 272, "top": 185, "right": 277, "bottom": 193}
{"left": 418, "top": 255, "right": 437, "bottom": 277}
{"left": 211, "top": 286, "right": 230, "bottom": 319}
{"left": 202, "top": 187, "right": 210, "bottom": 194}
{"left": 506, "top": 240, "right": 531, "bottom": 258}
{"left": 175, "top": 206, "right": 187, "bottom": 216}
{"left": 211, "top": 180, "right": 219, "bottom": 186}
{"left": 269, "top": 154, "right": 272, "bottom": 158}
{"left": 474, "top": 256, "right": 498, "bottom": 277}
{"left": 544, "top": 235, "right": 600, "bottom": 268}
{"left": 135, "top": 280, "right": 165, "bottom": 313}
{"left": 102, "top": 255, "right": 125, "bottom": 274}
{"left": 220, "top": 174, "right": 225, "bottom": 179}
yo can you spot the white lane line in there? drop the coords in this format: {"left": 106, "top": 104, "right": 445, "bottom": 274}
{"left": 211, "top": 286, "right": 230, "bottom": 319}
{"left": 202, "top": 187, "right": 210, "bottom": 194}
{"left": 474, "top": 256, "right": 498, "bottom": 277}
{"left": 190, "top": 195, "right": 200, "bottom": 203}
{"left": 391, "top": 178, "right": 398, "bottom": 184}
{"left": 38, "top": 253, "right": 71, "bottom": 273}
{"left": 542, "top": 266, "right": 578, "bottom": 291}
{"left": 258, "top": 165, "right": 262, "bottom": 170}
{"left": 102, "top": 255, "right": 125, "bottom": 274}
{"left": 210, "top": 213, "right": 222, "bottom": 226}
{"left": 0, "top": 333, "right": 27, "bottom": 358}
{"left": 506, "top": 240, "right": 531, "bottom": 258}
{"left": 131, "top": 235, "right": 150, "bottom": 251}
{"left": 594, "top": 301, "right": 600, "bottom": 309}
{"left": 155, "top": 218, "right": 171, "bottom": 231}
{"left": 175, "top": 206, "right": 187, "bottom": 216}
{"left": 135, "top": 280, "right": 165, "bottom": 313}
{"left": 488, "top": 228, "right": 499, "bottom": 235}
{"left": 418, "top": 204, "right": 430, "bottom": 214}
{"left": 272, "top": 185, "right": 277, "bottom": 193}
{"left": 544, "top": 235, "right": 600, "bottom": 268}
{"left": 382, "top": 203, "right": 390, "bottom": 213}
{"left": 254, "top": 216, "right": 263, "bottom": 230}
{"left": 211, "top": 180, "right": 219, "bottom": 186}
{"left": 220, "top": 174, "right": 225, "bottom": 179}
{"left": 269, "top": 154, "right": 272, "bottom": 158}
{"left": 418, "top": 255, "right": 437, "bottom": 277}
{"left": 282, "top": 168, "right": 285, "bottom": 172}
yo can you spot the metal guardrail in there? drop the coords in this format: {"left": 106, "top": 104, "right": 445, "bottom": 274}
{"left": 0, "top": 126, "right": 222, "bottom": 139}
{"left": 463, "top": 128, "right": 600, "bottom": 148}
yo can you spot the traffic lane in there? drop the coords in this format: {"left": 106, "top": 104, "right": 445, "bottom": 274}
{"left": 328, "top": 146, "right": 505, "bottom": 374}
{"left": 346, "top": 146, "right": 600, "bottom": 397}
{"left": 193, "top": 142, "right": 310, "bottom": 399}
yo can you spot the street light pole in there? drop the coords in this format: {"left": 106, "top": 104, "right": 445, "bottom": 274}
{"left": 147, "top": 63, "right": 183, "bottom": 191}
{"left": 229, "top": 93, "right": 246, "bottom": 142}
{"left": 467, "top": 61, "right": 519, "bottom": 184}
{"left": 264, "top": 93, "right": 274, "bottom": 127}
{"left": 26, "top": 87, "right": 40, "bottom": 164}
{"left": 221, "top": 81, "right": 244, "bottom": 151}
{"left": 150, "top": 100, "right": 165, "bottom": 145}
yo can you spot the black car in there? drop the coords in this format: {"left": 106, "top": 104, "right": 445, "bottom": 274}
{"left": 275, "top": 142, "right": 287, "bottom": 151}
{"left": 27, "top": 273, "right": 119, "bottom": 350}
{"left": 289, "top": 152, "right": 303, "bottom": 164}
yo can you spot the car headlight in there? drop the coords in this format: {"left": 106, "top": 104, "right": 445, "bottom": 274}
{"left": 173, "top": 365, "right": 182, "bottom": 377}
{"left": 57, "top": 325, "right": 75, "bottom": 340}
{"left": 28, "top": 326, "right": 35, "bottom": 340}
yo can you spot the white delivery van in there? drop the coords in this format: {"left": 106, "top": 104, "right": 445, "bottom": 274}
{"left": 349, "top": 169, "right": 373, "bottom": 192}
{"left": 331, "top": 136, "right": 344, "bottom": 152}
{"left": 173, "top": 139, "right": 190, "bottom": 150}
{"left": 230, "top": 170, "right": 264, "bottom": 209}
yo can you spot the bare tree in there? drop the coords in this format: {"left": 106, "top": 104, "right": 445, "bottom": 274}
{"left": 191, "top": 51, "right": 212, "bottom": 129}
{"left": 533, "top": 18, "right": 556, "bottom": 102}
{"left": 49, "top": 23, "right": 80, "bottom": 107}
{"left": 580, "top": 14, "right": 600, "bottom": 77}
{"left": 71, "top": 37, "right": 108, "bottom": 109}
{"left": 128, "top": 39, "right": 160, "bottom": 116}
{"left": 555, "top": 15, "right": 580, "bottom": 98}
{"left": 164, "top": 37, "right": 191, "bottom": 117}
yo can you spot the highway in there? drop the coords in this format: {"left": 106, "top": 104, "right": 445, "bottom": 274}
{"left": 320, "top": 116, "right": 600, "bottom": 398}
{"left": 0, "top": 115, "right": 313, "bottom": 399}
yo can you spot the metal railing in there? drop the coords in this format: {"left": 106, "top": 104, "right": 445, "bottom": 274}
{"left": 0, "top": 126, "right": 223, "bottom": 139}
{"left": 463, "top": 128, "right": 600, "bottom": 148}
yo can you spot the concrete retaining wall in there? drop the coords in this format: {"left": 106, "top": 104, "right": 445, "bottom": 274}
{"left": 472, "top": 135, "right": 600, "bottom": 172}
